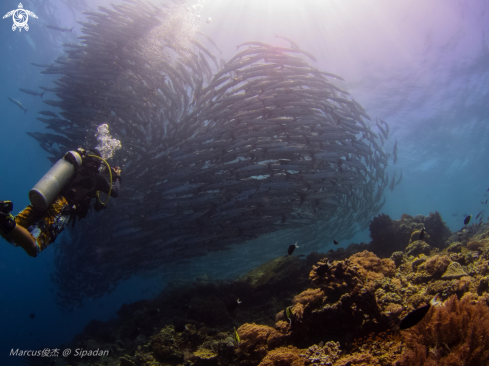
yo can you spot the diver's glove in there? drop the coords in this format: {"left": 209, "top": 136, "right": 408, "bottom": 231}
{"left": 111, "top": 166, "right": 121, "bottom": 182}
{"left": 0, "top": 201, "right": 16, "bottom": 235}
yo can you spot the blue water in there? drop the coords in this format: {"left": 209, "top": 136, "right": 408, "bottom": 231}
{"left": 1, "top": 0, "right": 489, "bottom": 365}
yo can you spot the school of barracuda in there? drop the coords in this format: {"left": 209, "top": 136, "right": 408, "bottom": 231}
{"left": 27, "top": 0, "right": 399, "bottom": 308}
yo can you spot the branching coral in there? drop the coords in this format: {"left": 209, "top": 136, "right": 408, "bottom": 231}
{"left": 400, "top": 294, "right": 489, "bottom": 365}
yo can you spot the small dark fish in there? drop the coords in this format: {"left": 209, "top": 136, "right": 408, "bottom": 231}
{"left": 464, "top": 215, "right": 472, "bottom": 225}
{"left": 400, "top": 295, "right": 440, "bottom": 330}
{"left": 47, "top": 25, "right": 74, "bottom": 32}
{"left": 419, "top": 227, "right": 425, "bottom": 240}
{"left": 329, "top": 249, "right": 334, "bottom": 253}
{"left": 288, "top": 242, "right": 299, "bottom": 255}
{"left": 476, "top": 212, "right": 482, "bottom": 220}
{"left": 30, "top": 313, "right": 35, "bottom": 319}
{"left": 226, "top": 298, "right": 241, "bottom": 312}
{"left": 333, "top": 240, "right": 339, "bottom": 245}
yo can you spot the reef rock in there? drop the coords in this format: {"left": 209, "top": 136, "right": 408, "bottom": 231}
{"left": 405, "top": 240, "right": 431, "bottom": 257}
{"left": 442, "top": 262, "right": 469, "bottom": 279}
{"left": 467, "top": 239, "right": 489, "bottom": 251}
{"left": 390, "top": 251, "right": 405, "bottom": 267}
{"left": 299, "top": 341, "right": 341, "bottom": 365}
{"left": 447, "top": 242, "right": 463, "bottom": 253}
{"left": 424, "top": 255, "right": 451, "bottom": 277}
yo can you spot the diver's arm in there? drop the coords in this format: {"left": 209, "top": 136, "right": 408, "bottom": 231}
{"left": 110, "top": 180, "right": 120, "bottom": 198}
{"left": 93, "top": 169, "right": 120, "bottom": 198}
{"left": 110, "top": 166, "right": 121, "bottom": 198}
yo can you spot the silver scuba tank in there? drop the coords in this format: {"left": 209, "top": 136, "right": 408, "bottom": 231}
{"left": 29, "top": 151, "right": 82, "bottom": 211}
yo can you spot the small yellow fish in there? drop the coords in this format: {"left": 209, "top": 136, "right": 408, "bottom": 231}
{"left": 285, "top": 306, "right": 293, "bottom": 326}
{"left": 233, "top": 327, "right": 240, "bottom": 345}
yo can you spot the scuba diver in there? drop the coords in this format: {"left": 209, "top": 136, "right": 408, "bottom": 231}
{"left": 0, "top": 148, "right": 121, "bottom": 257}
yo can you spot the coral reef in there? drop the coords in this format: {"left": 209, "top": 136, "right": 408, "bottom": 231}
{"left": 27, "top": 216, "right": 489, "bottom": 366}
{"left": 279, "top": 251, "right": 396, "bottom": 347}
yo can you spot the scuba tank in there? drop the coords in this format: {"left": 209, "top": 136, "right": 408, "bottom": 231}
{"left": 29, "top": 151, "right": 82, "bottom": 211}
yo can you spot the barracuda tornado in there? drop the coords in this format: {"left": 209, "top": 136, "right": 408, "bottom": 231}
{"left": 26, "top": 0, "right": 394, "bottom": 309}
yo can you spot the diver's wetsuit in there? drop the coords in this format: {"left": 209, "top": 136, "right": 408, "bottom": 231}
{"left": 7, "top": 159, "right": 120, "bottom": 256}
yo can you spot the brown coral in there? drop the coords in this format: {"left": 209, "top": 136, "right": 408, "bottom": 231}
{"left": 405, "top": 240, "right": 431, "bottom": 257}
{"left": 467, "top": 240, "right": 485, "bottom": 251}
{"left": 292, "top": 288, "right": 325, "bottom": 320}
{"left": 293, "top": 288, "right": 325, "bottom": 306}
{"left": 258, "top": 346, "right": 305, "bottom": 366}
{"left": 400, "top": 294, "right": 489, "bottom": 365}
{"left": 237, "top": 323, "right": 285, "bottom": 362}
{"left": 291, "top": 252, "right": 394, "bottom": 346}
{"left": 350, "top": 250, "right": 396, "bottom": 280}
{"left": 424, "top": 255, "right": 450, "bottom": 277}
